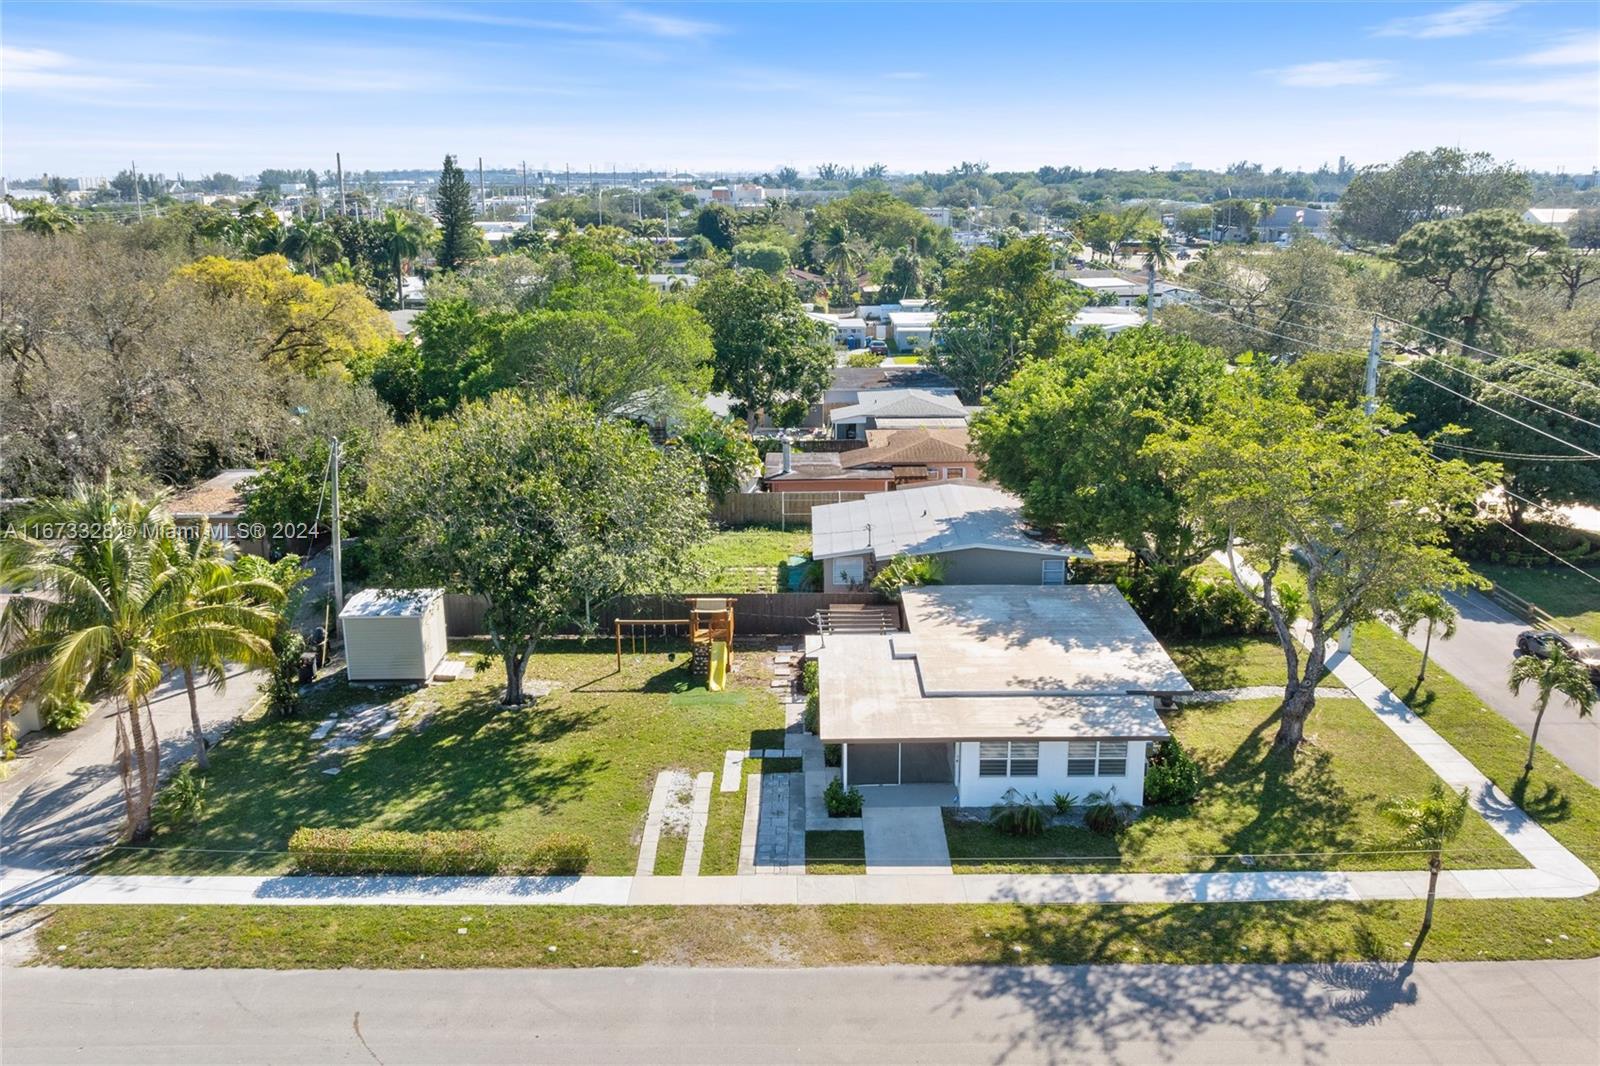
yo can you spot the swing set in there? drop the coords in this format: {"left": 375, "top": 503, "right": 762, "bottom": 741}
{"left": 613, "top": 597, "right": 736, "bottom": 689}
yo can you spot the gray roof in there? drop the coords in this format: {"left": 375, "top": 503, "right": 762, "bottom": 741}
{"left": 829, "top": 389, "right": 968, "bottom": 423}
{"left": 815, "top": 584, "right": 1188, "bottom": 743}
{"left": 340, "top": 588, "right": 443, "bottom": 620}
{"left": 1259, "top": 205, "right": 1331, "bottom": 228}
{"left": 811, "top": 483, "right": 1091, "bottom": 562}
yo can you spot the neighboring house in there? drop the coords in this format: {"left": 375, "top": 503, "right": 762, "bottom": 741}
{"left": 1256, "top": 205, "right": 1332, "bottom": 243}
{"left": 642, "top": 273, "right": 699, "bottom": 294}
{"left": 828, "top": 388, "right": 970, "bottom": 440}
{"left": 886, "top": 311, "right": 937, "bottom": 352}
{"left": 806, "top": 311, "right": 870, "bottom": 349}
{"left": 1523, "top": 208, "right": 1579, "bottom": 228}
{"left": 810, "top": 482, "right": 1091, "bottom": 591}
{"left": 400, "top": 275, "right": 426, "bottom": 308}
{"left": 1069, "top": 307, "right": 1146, "bottom": 336}
{"left": 812, "top": 584, "right": 1191, "bottom": 803}
{"left": 387, "top": 309, "right": 421, "bottom": 337}
{"left": 167, "top": 469, "right": 268, "bottom": 556}
{"left": 762, "top": 429, "right": 982, "bottom": 493}
{"left": 1068, "top": 275, "right": 1191, "bottom": 309}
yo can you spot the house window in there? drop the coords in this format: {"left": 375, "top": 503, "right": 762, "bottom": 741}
{"left": 978, "top": 741, "right": 1039, "bottom": 777}
{"left": 832, "top": 557, "right": 865, "bottom": 588}
{"left": 1067, "top": 740, "right": 1129, "bottom": 777}
{"left": 1041, "top": 559, "right": 1067, "bottom": 585}
{"left": 944, "top": 467, "right": 964, "bottom": 480}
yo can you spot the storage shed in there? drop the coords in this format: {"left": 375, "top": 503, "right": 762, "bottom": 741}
{"left": 340, "top": 588, "right": 448, "bottom": 683}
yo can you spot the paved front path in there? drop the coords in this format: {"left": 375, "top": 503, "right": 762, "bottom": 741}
{"left": 7, "top": 961, "right": 1597, "bottom": 1064}
{"left": 863, "top": 806, "right": 952, "bottom": 875}
{"left": 1409, "top": 587, "right": 1600, "bottom": 786}
{"left": 0, "top": 667, "right": 263, "bottom": 876}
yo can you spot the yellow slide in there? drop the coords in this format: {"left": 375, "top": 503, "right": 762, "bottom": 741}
{"left": 707, "top": 640, "right": 728, "bottom": 692}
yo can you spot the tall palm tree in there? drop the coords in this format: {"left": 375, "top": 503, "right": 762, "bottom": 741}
{"left": 1390, "top": 591, "right": 1458, "bottom": 685}
{"left": 818, "top": 224, "right": 869, "bottom": 297}
{"left": 281, "top": 220, "right": 340, "bottom": 278}
{"left": 12, "top": 199, "right": 78, "bottom": 236}
{"left": 161, "top": 532, "right": 283, "bottom": 770}
{"left": 1383, "top": 782, "right": 1469, "bottom": 935}
{"left": 377, "top": 210, "right": 423, "bottom": 308}
{"left": 1508, "top": 644, "right": 1597, "bottom": 774}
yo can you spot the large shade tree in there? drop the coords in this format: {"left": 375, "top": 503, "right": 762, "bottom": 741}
{"left": 1148, "top": 383, "right": 1486, "bottom": 753}
{"left": 362, "top": 393, "right": 710, "bottom": 705}
{"left": 693, "top": 269, "right": 832, "bottom": 427}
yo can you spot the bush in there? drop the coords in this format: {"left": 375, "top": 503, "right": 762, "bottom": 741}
{"left": 1115, "top": 566, "right": 1272, "bottom": 638}
{"left": 1082, "top": 788, "right": 1136, "bottom": 836}
{"left": 1143, "top": 739, "right": 1203, "bottom": 806}
{"left": 870, "top": 554, "right": 946, "bottom": 601}
{"left": 151, "top": 765, "right": 206, "bottom": 833}
{"left": 823, "top": 776, "right": 863, "bottom": 817}
{"left": 989, "top": 789, "right": 1048, "bottom": 836}
{"left": 845, "top": 351, "right": 881, "bottom": 367}
{"left": 823, "top": 743, "right": 841, "bottom": 767}
{"left": 801, "top": 659, "right": 819, "bottom": 695}
{"left": 288, "top": 828, "right": 592, "bottom": 875}
{"left": 264, "top": 630, "right": 306, "bottom": 718}
{"left": 804, "top": 692, "right": 820, "bottom": 733}
{"left": 1051, "top": 790, "right": 1079, "bottom": 815}
{"left": 40, "top": 691, "right": 92, "bottom": 731}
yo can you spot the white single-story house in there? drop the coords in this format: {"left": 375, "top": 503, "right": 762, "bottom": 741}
{"left": 811, "top": 483, "right": 1091, "bottom": 591}
{"left": 167, "top": 469, "right": 269, "bottom": 556}
{"left": 811, "top": 584, "right": 1190, "bottom": 805}
{"left": 806, "top": 311, "right": 870, "bottom": 348}
{"left": 886, "top": 311, "right": 937, "bottom": 351}
{"left": 827, "top": 388, "right": 970, "bottom": 440}
{"left": 1522, "top": 208, "right": 1578, "bottom": 228}
{"left": 340, "top": 588, "right": 449, "bottom": 683}
{"left": 1069, "top": 307, "right": 1145, "bottom": 336}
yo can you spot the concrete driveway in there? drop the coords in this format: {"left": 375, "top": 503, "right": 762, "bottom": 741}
{"left": 1408, "top": 589, "right": 1600, "bottom": 786}
{"left": 862, "top": 796, "right": 952, "bottom": 875}
{"left": 0, "top": 666, "right": 263, "bottom": 874}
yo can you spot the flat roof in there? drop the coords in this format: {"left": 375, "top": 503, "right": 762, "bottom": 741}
{"left": 1071, "top": 276, "right": 1141, "bottom": 290}
{"left": 816, "top": 583, "right": 1187, "bottom": 743}
{"left": 167, "top": 469, "right": 259, "bottom": 517}
{"left": 340, "top": 588, "right": 444, "bottom": 620}
{"left": 811, "top": 483, "right": 1090, "bottom": 562}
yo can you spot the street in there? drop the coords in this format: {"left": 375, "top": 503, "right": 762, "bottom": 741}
{"left": 0, "top": 666, "right": 262, "bottom": 874}
{"left": 1409, "top": 589, "right": 1600, "bottom": 786}
{"left": 2, "top": 960, "right": 1597, "bottom": 1064}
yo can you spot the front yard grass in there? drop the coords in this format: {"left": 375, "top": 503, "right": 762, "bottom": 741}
{"left": 689, "top": 527, "right": 813, "bottom": 593}
{"left": 944, "top": 698, "right": 1525, "bottom": 874}
{"left": 1474, "top": 564, "right": 1600, "bottom": 643}
{"left": 698, "top": 756, "right": 801, "bottom": 875}
{"left": 99, "top": 639, "right": 783, "bottom": 876}
{"left": 805, "top": 831, "right": 865, "bottom": 874}
{"left": 1160, "top": 636, "right": 1342, "bottom": 691}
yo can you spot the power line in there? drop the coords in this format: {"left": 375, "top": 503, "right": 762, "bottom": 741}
{"left": 1175, "top": 294, "right": 1364, "bottom": 354}
{"left": 1430, "top": 440, "right": 1599, "bottom": 462}
{"left": 1373, "top": 313, "right": 1600, "bottom": 396}
{"left": 1380, "top": 359, "right": 1600, "bottom": 460}
{"left": 1390, "top": 342, "right": 1600, "bottom": 433}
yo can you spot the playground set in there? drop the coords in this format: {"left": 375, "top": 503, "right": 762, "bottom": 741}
{"left": 614, "top": 597, "right": 737, "bottom": 690}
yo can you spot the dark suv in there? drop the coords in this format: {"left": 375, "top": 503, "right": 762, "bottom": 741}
{"left": 1515, "top": 630, "right": 1600, "bottom": 687}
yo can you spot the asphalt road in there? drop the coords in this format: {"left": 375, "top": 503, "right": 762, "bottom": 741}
{"left": 3, "top": 960, "right": 1597, "bottom": 1064}
{"left": 1407, "top": 589, "right": 1600, "bottom": 786}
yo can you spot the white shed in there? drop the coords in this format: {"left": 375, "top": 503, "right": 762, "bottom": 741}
{"left": 340, "top": 588, "right": 449, "bottom": 683}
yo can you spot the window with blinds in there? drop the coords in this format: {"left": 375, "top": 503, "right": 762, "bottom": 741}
{"left": 1098, "top": 741, "right": 1128, "bottom": 776}
{"left": 978, "top": 742, "right": 1010, "bottom": 777}
{"left": 1009, "top": 741, "right": 1039, "bottom": 776}
{"left": 1067, "top": 740, "right": 1129, "bottom": 777}
{"left": 1067, "top": 741, "right": 1098, "bottom": 776}
{"left": 978, "top": 741, "right": 1039, "bottom": 777}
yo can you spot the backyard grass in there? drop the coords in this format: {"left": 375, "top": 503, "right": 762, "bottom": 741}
{"left": 99, "top": 639, "right": 783, "bottom": 876}
{"left": 688, "top": 527, "right": 813, "bottom": 593}
{"left": 1474, "top": 564, "right": 1600, "bottom": 643}
{"left": 1160, "top": 635, "right": 1341, "bottom": 691}
{"left": 944, "top": 698, "right": 1524, "bottom": 874}
{"left": 805, "top": 831, "right": 865, "bottom": 874}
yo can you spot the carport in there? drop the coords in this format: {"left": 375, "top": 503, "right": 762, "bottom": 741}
{"left": 843, "top": 741, "right": 954, "bottom": 787}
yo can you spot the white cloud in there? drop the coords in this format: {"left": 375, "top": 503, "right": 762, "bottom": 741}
{"left": 1265, "top": 59, "right": 1394, "bottom": 87}
{"left": 616, "top": 8, "right": 723, "bottom": 40}
{"left": 0, "top": 45, "right": 137, "bottom": 90}
{"left": 1412, "top": 73, "right": 1598, "bottom": 104}
{"left": 1374, "top": 2, "right": 1520, "bottom": 39}
{"left": 884, "top": 71, "right": 927, "bottom": 81}
{"left": 1497, "top": 33, "right": 1600, "bottom": 67}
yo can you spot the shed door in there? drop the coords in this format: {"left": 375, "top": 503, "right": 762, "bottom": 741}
{"left": 1041, "top": 559, "right": 1067, "bottom": 585}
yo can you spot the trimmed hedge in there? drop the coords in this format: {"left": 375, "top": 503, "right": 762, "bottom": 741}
{"left": 288, "top": 828, "right": 591, "bottom": 876}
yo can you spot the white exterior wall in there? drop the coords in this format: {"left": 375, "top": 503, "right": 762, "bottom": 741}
{"left": 344, "top": 603, "right": 448, "bottom": 683}
{"left": 955, "top": 739, "right": 1149, "bottom": 808}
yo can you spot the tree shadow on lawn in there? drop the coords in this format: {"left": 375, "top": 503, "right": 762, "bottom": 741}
{"left": 1509, "top": 774, "right": 1572, "bottom": 824}
{"left": 931, "top": 897, "right": 1418, "bottom": 1064}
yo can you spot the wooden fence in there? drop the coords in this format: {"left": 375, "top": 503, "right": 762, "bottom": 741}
{"left": 711, "top": 491, "right": 868, "bottom": 529}
{"left": 443, "top": 591, "right": 895, "bottom": 638}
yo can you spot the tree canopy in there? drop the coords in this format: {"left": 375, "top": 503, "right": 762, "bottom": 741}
{"left": 434, "top": 154, "right": 480, "bottom": 272}
{"left": 692, "top": 269, "right": 832, "bottom": 426}
{"left": 1335, "top": 148, "right": 1532, "bottom": 247}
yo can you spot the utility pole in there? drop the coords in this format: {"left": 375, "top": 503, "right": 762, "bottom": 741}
{"left": 132, "top": 160, "right": 143, "bottom": 221}
{"left": 1146, "top": 254, "right": 1157, "bottom": 325}
{"left": 521, "top": 160, "right": 528, "bottom": 218}
{"left": 1364, "top": 316, "right": 1382, "bottom": 417}
{"left": 336, "top": 152, "right": 346, "bottom": 217}
{"left": 330, "top": 437, "right": 345, "bottom": 636}
{"left": 478, "top": 157, "right": 485, "bottom": 218}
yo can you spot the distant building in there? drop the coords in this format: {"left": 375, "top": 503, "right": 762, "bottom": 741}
{"left": 1256, "top": 205, "right": 1332, "bottom": 243}
{"left": 1069, "top": 307, "right": 1145, "bottom": 336}
{"left": 807, "top": 311, "right": 870, "bottom": 348}
{"left": 1171, "top": 162, "right": 1194, "bottom": 172}
{"left": 1524, "top": 208, "right": 1579, "bottom": 227}
{"left": 167, "top": 470, "right": 268, "bottom": 556}
{"left": 886, "top": 311, "right": 937, "bottom": 351}
{"left": 919, "top": 206, "right": 953, "bottom": 228}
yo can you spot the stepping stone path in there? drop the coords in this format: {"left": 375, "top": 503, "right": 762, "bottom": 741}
{"left": 636, "top": 769, "right": 694, "bottom": 877}
{"left": 309, "top": 701, "right": 403, "bottom": 766}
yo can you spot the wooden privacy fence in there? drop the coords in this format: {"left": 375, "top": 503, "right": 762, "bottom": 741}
{"left": 711, "top": 491, "right": 868, "bottom": 529}
{"left": 442, "top": 591, "right": 895, "bottom": 638}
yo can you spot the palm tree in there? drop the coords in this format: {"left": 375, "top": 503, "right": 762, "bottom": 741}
{"left": 818, "top": 224, "right": 869, "bottom": 297}
{"left": 1508, "top": 644, "right": 1597, "bottom": 774}
{"left": 1390, "top": 591, "right": 1458, "bottom": 685}
{"left": 161, "top": 532, "right": 283, "bottom": 770}
{"left": 377, "top": 210, "right": 423, "bottom": 308}
{"left": 1383, "top": 782, "right": 1469, "bottom": 935}
{"left": 0, "top": 488, "right": 179, "bottom": 839}
{"left": 281, "top": 220, "right": 340, "bottom": 278}
{"left": 12, "top": 199, "right": 78, "bottom": 236}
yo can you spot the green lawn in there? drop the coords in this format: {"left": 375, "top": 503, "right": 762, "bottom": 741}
{"left": 101, "top": 640, "right": 783, "bottom": 876}
{"left": 698, "top": 756, "right": 798, "bottom": 876}
{"left": 1161, "top": 636, "right": 1342, "bottom": 691}
{"left": 1475, "top": 564, "right": 1600, "bottom": 643}
{"left": 805, "top": 831, "right": 865, "bottom": 874}
{"left": 689, "top": 528, "right": 814, "bottom": 593}
{"left": 944, "top": 698, "right": 1524, "bottom": 874}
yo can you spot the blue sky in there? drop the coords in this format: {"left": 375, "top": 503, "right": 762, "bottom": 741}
{"left": 3, "top": 1, "right": 1597, "bottom": 179}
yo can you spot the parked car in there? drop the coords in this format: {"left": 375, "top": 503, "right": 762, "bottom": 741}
{"left": 1515, "top": 630, "right": 1600, "bottom": 686}
{"left": 867, "top": 339, "right": 888, "bottom": 355}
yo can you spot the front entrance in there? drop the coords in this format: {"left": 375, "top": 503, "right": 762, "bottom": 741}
{"left": 844, "top": 742, "right": 954, "bottom": 787}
